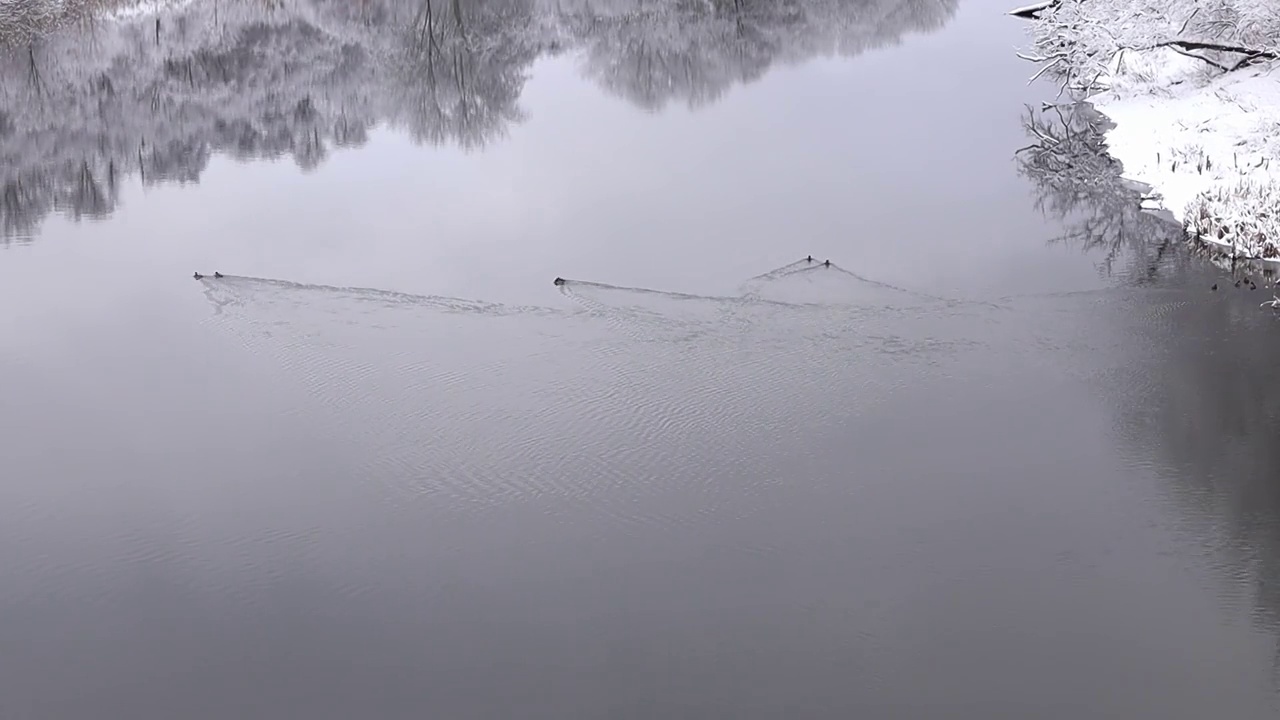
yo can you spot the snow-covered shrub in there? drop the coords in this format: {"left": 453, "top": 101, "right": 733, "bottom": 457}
{"left": 1029, "top": 0, "right": 1280, "bottom": 94}
{"left": 1187, "top": 180, "right": 1280, "bottom": 259}
{"left": 1198, "top": 0, "right": 1280, "bottom": 54}
{"left": 1023, "top": 1, "right": 1280, "bottom": 266}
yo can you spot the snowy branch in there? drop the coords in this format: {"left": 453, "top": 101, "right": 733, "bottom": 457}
{"left": 1153, "top": 38, "right": 1277, "bottom": 63}
{"left": 1007, "top": 1, "right": 1055, "bottom": 21}
{"left": 1020, "top": 0, "right": 1280, "bottom": 92}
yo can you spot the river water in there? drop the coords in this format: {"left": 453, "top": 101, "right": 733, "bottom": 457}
{"left": 2, "top": 1, "right": 1280, "bottom": 718}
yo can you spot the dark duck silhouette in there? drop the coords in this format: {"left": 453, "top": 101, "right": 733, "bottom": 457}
{"left": 823, "top": 260, "right": 831, "bottom": 267}
{"left": 553, "top": 277, "right": 566, "bottom": 286}
{"left": 806, "top": 255, "right": 814, "bottom": 262}
{"left": 1212, "top": 283, "right": 1218, "bottom": 291}
{"left": 214, "top": 272, "right": 223, "bottom": 278}
{"left": 193, "top": 272, "right": 203, "bottom": 279}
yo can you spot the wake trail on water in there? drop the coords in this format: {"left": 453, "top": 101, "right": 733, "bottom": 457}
{"left": 737, "top": 257, "right": 1009, "bottom": 310}
{"left": 197, "top": 259, "right": 1179, "bottom": 321}
{"left": 201, "top": 274, "right": 565, "bottom": 318}
{"left": 194, "top": 263, "right": 995, "bottom": 548}
{"left": 193, "top": 261, "right": 1190, "bottom": 540}
{"left": 200, "top": 273, "right": 610, "bottom": 514}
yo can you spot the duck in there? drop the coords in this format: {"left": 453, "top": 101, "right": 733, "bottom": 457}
{"left": 214, "top": 271, "right": 223, "bottom": 278}
{"left": 553, "top": 277, "right": 566, "bottom": 286}
{"left": 1212, "top": 283, "right": 1218, "bottom": 291}
{"left": 1251, "top": 281, "right": 1257, "bottom": 290}
{"left": 1236, "top": 279, "right": 1243, "bottom": 288}
{"left": 806, "top": 255, "right": 814, "bottom": 262}
{"left": 823, "top": 259, "right": 831, "bottom": 268}
{"left": 193, "top": 272, "right": 203, "bottom": 279}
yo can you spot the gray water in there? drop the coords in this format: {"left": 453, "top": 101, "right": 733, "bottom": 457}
{"left": 3, "top": 1, "right": 1280, "bottom": 718}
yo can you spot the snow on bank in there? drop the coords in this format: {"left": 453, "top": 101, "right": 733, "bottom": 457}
{"left": 1024, "top": 1, "right": 1280, "bottom": 263}
{"left": 1091, "top": 49, "right": 1280, "bottom": 260}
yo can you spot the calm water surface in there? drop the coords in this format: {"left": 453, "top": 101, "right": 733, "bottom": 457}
{"left": 3, "top": 1, "right": 1280, "bottom": 718}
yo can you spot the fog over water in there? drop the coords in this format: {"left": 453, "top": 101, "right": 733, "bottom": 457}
{"left": 3, "top": 2, "right": 1280, "bottom": 719}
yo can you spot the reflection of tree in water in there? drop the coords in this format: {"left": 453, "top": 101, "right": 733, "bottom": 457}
{"left": 1015, "top": 102, "right": 1191, "bottom": 283}
{"left": 1020, "top": 103, "right": 1280, "bottom": 677}
{"left": 559, "top": 0, "right": 957, "bottom": 111}
{"left": 0, "top": 0, "right": 957, "bottom": 239}
{"left": 390, "top": 0, "right": 537, "bottom": 148}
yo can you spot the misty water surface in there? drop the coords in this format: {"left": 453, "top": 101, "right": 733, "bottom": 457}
{"left": 3, "top": 1, "right": 1280, "bottom": 719}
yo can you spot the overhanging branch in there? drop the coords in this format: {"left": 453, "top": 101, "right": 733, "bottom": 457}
{"left": 1153, "top": 39, "right": 1277, "bottom": 63}
{"left": 1008, "top": 1, "right": 1057, "bottom": 20}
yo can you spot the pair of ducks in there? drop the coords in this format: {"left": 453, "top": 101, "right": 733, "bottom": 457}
{"left": 193, "top": 272, "right": 223, "bottom": 279}
{"left": 806, "top": 255, "right": 832, "bottom": 267}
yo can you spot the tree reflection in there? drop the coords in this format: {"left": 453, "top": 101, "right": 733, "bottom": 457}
{"left": 1015, "top": 102, "right": 1190, "bottom": 283}
{"left": 1021, "top": 101, "right": 1280, "bottom": 677}
{"left": 557, "top": 0, "right": 958, "bottom": 111}
{"left": 0, "top": 0, "right": 957, "bottom": 238}
{"left": 389, "top": 0, "right": 537, "bottom": 148}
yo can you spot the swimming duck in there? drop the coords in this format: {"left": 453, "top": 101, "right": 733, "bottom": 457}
{"left": 806, "top": 255, "right": 813, "bottom": 262}
{"left": 1212, "top": 283, "right": 1218, "bottom": 291}
{"left": 214, "top": 272, "right": 223, "bottom": 279}
{"left": 193, "top": 272, "right": 203, "bottom": 279}
{"left": 1236, "top": 279, "right": 1243, "bottom": 288}
{"left": 553, "top": 277, "right": 566, "bottom": 286}
{"left": 1251, "top": 281, "right": 1257, "bottom": 290}
{"left": 823, "top": 260, "right": 831, "bottom": 268}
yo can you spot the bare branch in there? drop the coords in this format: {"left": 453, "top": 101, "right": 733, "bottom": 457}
{"left": 1164, "top": 43, "right": 1229, "bottom": 71}
{"left": 1027, "top": 55, "right": 1065, "bottom": 83}
{"left": 1177, "top": 8, "right": 1200, "bottom": 37}
{"left": 1153, "top": 38, "right": 1278, "bottom": 61}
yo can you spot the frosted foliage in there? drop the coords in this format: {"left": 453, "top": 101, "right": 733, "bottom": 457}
{"left": 1031, "top": 0, "right": 1280, "bottom": 94}
{"left": 1188, "top": 181, "right": 1280, "bottom": 259}
{"left": 0, "top": 0, "right": 956, "bottom": 239}
{"left": 1023, "top": 0, "right": 1280, "bottom": 261}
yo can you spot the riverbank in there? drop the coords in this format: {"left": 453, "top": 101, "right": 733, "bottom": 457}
{"left": 1017, "top": 0, "right": 1280, "bottom": 264}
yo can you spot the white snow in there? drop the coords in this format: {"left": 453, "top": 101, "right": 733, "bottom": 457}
{"left": 1091, "top": 51, "right": 1280, "bottom": 262}
{"left": 1085, "top": 48, "right": 1280, "bottom": 244}
{"left": 1025, "top": 0, "right": 1280, "bottom": 263}
{"left": 1006, "top": 2, "right": 1054, "bottom": 19}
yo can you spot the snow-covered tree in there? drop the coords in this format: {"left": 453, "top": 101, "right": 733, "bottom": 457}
{"left": 1028, "top": 0, "right": 1280, "bottom": 94}
{"left": 1019, "top": 1, "right": 1280, "bottom": 264}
